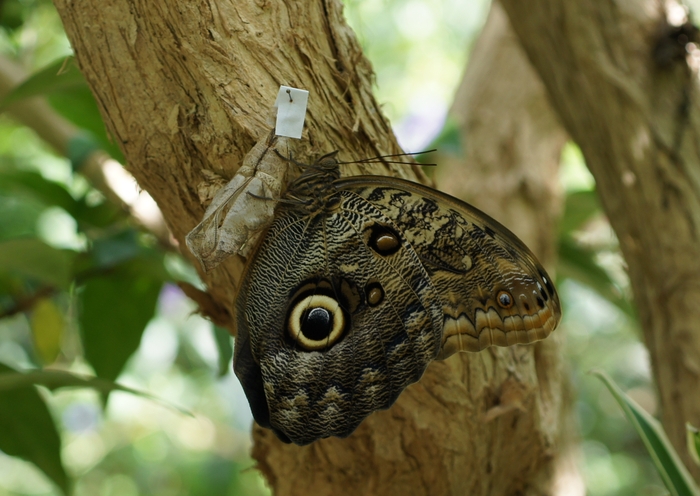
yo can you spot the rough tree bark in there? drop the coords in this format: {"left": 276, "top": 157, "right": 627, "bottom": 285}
{"left": 500, "top": 0, "right": 700, "bottom": 481}
{"left": 52, "top": 0, "right": 569, "bottom": 494}
{"left": 444, "top": 3, "right": 582, "bottom": 493}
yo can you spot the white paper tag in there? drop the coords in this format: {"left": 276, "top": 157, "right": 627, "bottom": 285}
{"left": 274, "top": 86, "right": 309, "bottom": 139}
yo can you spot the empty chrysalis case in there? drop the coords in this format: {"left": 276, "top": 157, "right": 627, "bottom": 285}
{"left": 185, "top": 131, "right": 295, "bottom": 270}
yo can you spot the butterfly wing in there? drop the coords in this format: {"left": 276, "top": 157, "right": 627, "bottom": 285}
{"left": 336, "top": 176, "right": 562, "bottom": 358}
{"left": 234, "top": 174, "right": 562, "bottom": 445}
{"left": 234, "top": 189, "right": 444, "bottom": 445}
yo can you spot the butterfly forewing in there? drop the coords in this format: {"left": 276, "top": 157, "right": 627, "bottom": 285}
{"left": 337, "top": 176, "right": 562, "bottom": 357}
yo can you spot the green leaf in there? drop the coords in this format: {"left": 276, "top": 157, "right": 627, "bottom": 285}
{"left": 0, "top": 189, "right": 45, "bottom": 240}
{"left": 66, "top": 132, "right": 102, "bottom": 171}
{"left": 0, "top": 168, "right": 78, "bottom": 214}
{"left": 30, "top": 298, "right": 64, "bottom": 365}
{"left": 0, "top": 363, "right": 69, "bottom": 495}
{"left": 119, "top": 250, "right": 171, "bottom": 283}
{"left": 73, "top": 200, "right": 121, "bottom": 229}
{"left": 0, "top": 237, "right": 75, "bottom": 288}
{"left": 559, "top": 189, "right": 601, "bottom": 235}
{"left": 688, "top": 423, "right": 700, "bottom": 467}
{"left": 49, "top": 87, "right": 124, "bottom": 162}
{"left": 591, "top": 370, "right": 700, "bottom": 496}
{"left": 557, "top": 237, "right": 635, "bottom": 318}
{"left": 81, "top": 232, "right": 172, "bottom": 282}
{"left": 80, "top": 272, "right": 162, "bottom": 381}
{"left": 0, "top": 167, "right": 121, "bottom": 229}
{"left": 91, "top": 229, "right": 144, "bottom": 269}
{"left": 0, "top": 0, "right": 26, "bottom": 30}
{"left": 0, "top": 368, "right": 191, "bottom": 416}
{"left": 0, "top": 57, "right": 85, "bottom": 110}
{"left": 213, "top": 325, "right": 233, "bottom": 377}
{"left": 425, "top": 116, "right": 462, "bottom": 157}
{"left": 0, "top": 56, "right": 123, "bottom": 161}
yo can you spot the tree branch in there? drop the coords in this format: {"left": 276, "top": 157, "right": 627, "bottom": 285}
{"left": 500, "top": 0, "right": 700, "bottom": 479}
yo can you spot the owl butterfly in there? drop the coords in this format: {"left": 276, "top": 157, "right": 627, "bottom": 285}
{"left": 233, "top": 150, "right": 561, "bottom": 445}
{"left": 186, "top": 131, "right": 293, "bottom": 270}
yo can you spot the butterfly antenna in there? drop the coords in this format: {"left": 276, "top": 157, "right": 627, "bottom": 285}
{"left": 335, "top": 149, "right": 438, "bottom": 167}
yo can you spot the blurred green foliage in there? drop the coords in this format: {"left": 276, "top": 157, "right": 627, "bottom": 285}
{"left": 0, "top": 0, "right": 684, "bottom": 495}
{"left": 593, "top": 371, "right": 700, "bottom": 495}
{"left": 689, "top": 424, "right": 700, "bottom": 468}
{"left": 0, "top": 363, "right": 67, "bottom": 494}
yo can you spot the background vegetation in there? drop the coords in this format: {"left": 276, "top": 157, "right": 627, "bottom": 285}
{"left": 0, "top": 0, "right": 683, "bottom": 494}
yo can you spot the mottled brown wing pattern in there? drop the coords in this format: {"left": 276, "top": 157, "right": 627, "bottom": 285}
{"left": 233, "top": 168, "right": 561, "bottom": 446}
{"left": 234, "top": 189, "right": 444, "bottom": 445}
{"left": 339, "top": 177, "right": 561, "bottom": 358}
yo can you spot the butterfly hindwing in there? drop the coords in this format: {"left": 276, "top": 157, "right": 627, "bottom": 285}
{"left": 234, "top": 189, "right": 443, "bottom": 445}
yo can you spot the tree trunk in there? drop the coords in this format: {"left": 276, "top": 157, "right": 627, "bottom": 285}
{"left": 445, "top": 3, "right": 581, "bottom": 493}
{"left": 500, "top": 0, "right": 700, "bottom": 481}
{"left": 52, "top": 0, "right": 570, "bottom": 493}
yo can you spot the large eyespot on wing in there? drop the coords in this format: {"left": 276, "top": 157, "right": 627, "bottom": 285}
{"left": 286, "top": 291, "right": 348, "bottom": 351}
{"left": 234, "top": 191, "right": 443, "bottom": 445}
